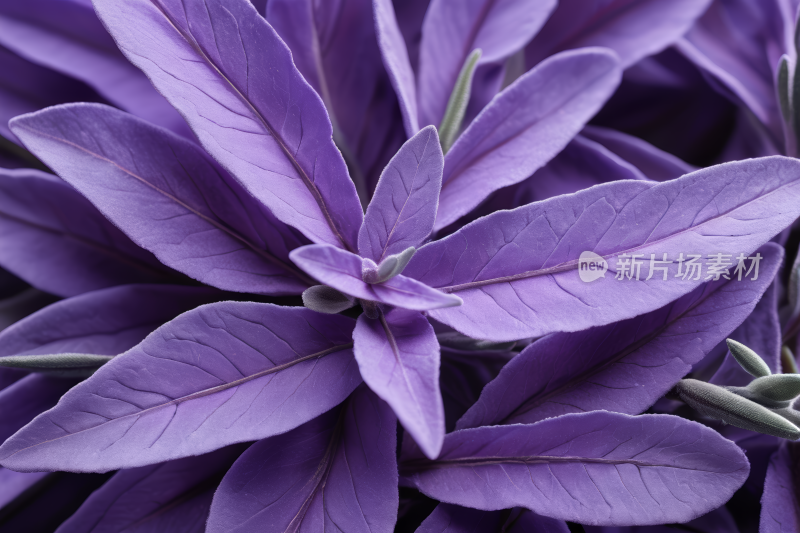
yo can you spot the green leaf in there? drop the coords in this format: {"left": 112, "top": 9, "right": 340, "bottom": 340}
{"left": 301, "top": 285, "right": 355, "bottom": 314}
{"left": 439, "top": 49, "right": 482, "bottom": 153}
{"left": 0, "top": 353, "right": 113, "bottom": 378}
{"left": 727, "top": 338, "right": 771, "bottom": 377}
{"left": 778, "top": 55, "right": 792, "bottom": 124}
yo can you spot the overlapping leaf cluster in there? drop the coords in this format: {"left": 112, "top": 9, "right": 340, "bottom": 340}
{"left": 0, "top": 0, "right": 799, "bottom": 532}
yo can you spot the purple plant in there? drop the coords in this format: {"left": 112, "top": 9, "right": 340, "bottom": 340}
{"left": 1, "top": 0, "right": 800, "bottom": 531}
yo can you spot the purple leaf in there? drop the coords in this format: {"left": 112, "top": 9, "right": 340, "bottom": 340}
{"left": 760, "top": 442, "right": 800, "bottom": 533}
{"left": 92, "top": 0, "right": 363, "bottom": 250}
{"left": 525, "top": 0, "right": 714, "bottom": 70}
{"left": 0, "top": 285, "right": 218, "bottom": 358}
{"left": 359, "top": 126, "right": 443, "bottom": 262}
{"left": 417, "top": 0, "right": 556, "bottom": 128}
{"left": 0, "top": 468, "right": 48, "bottom": 511}
{"left": 0, "top": 288, "right": 58, "bottom": 333}
{"left": 417, "top": 504, "right": 569, "bottom": 533}
{"left": 0, "top": 302, "right": 361, "bottom": 472}
{"left": 290, "top": 244, "right": 462, "bottom": 311}
{"left": 402, "top": 412, "right": 750, "bottom": 526}
{"left": 56, "top": 445, "right": 244, "bottom": 533}
{"left": 0, "top": 0, "right": 191, "bottom": 138}
{"left": 407, "top": 156, "right": 800, "bottom": 341}
{"left": 11, "top": 104, "right": 313, "bottom": 295}
{"left": 0, "top": 167, "right": 173, "bottom": 297}
{"left": 392, "top": 0, "right": 430, "bottom": 73}
{"left": 0, "top": 374, "right": 75, "bottom": 443}
{"left": 586, "top": 506, "right": 741, "bottom": 532}
{"left": 457, "top": 243, "right": 782, "bottom": 429}
{"left": 435, "top": 48, "right": 622, "bottom": 230}
{"left": 374, "top": 0, "right": 420, "bottom": 137}
{"left": 710, "top": 278, "right": 781, "bottom": 387}
{"left": 207, "top": 385, "right": 398, "bottom": 533}
{"left": 581, "top": 125, "right": 694, "bottom": 182}
{"left": 354, "top": 309, "right": 444, "bottom": 459}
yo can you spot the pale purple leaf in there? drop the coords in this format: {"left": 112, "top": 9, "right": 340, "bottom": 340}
{"left": 0, "top": 167, "right": 173, "bottom": 297}
{"left": 207, "top": 385, "right": 397, "bottom": 533}
{"left": 435, "top": 48, "right": 622, "bottom": 230}
{"left": 374, "top": 0, "right": 420, "bottom": 137}
{"left": 360, "top": 126, "right": 443, "bottom": 262}
{"left": 290, "top": 244, "right": 462, "bottom": 310}
{"left": 417, "top": 504, "right": 569, "bottom": 533}
{"left": 354, "top": 309, "right": 443, "bottom": 459}
{"left": 457, "top": 243, "right": 782, "bottom": 429}
{"left": 0, "top": 285, "right": 218, "bottom": 358}
{"left": 417, "top": 0, "right": 556, "bottom": 127}
{"left": 525, "top": 0, "right": 714, "bottom": 69}
{"left": 406, "top": 157, "right": 800, "bottom": 341}
{"left": 0, "top": 0, "right": 191, "bottom": 138}
{"left": 92, "top": 0, "right": 363, "bottom": 250}
{"left": 403, "top": 412, "right": 750, "bottom": 526}
{"left": 760, "top": 442, "right": 800, "bottom": 533}
{"left": 56, "top": 445, "right": 244, "bottom": 533}
{"left": 0, "top": 302, "right": 361, "bottom": 472}
{"left": 11, "top": 104, "right": 313, "bottom": 295}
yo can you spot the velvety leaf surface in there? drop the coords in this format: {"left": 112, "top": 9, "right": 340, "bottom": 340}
{"left": 0, "top": 285, "right": 218, "bottom": 358}
{"left": 457, "top": 243, "right": 781, "bottom": 429}
{"left": 56, "top": 445, "right": 244, "bottom": 533}
{"left": 760, "top": 442, "right": 800, "bottom": 533}
{"left": 416, "top": 0, "right": 556, "bottom": 127}
{"left": 374, "top": 0, "right": 420, "bottom": 138}
{"left": 290, "top": 244, "right": 462, "bottom": 310}
{"left": 525, "top": 0, "right": 714, "bottom": 69}
{"left": 0, "top": 167, "right": 172, "bottom": 297}
{"left": 11, "top": 104, "right": 312, "bottom": 295}
{"left": 586, "top": 506, "right": 741, "bottom": 532}
{"left": 402, "top": 412, "right": 750, "bottom": 526}
{"left": 435, "top": 48, "right": 622, "bottom": 230}
{"left": 0, "top": 0, "right": 191, "bottom": 138}
{"left": 0, "top": 303, "right": 361, "bottom": 472}
{"left": 207, "top": 385, "right": 398, "bottom": 533}
{"left": 417, "top": 504, "right": 569, "bottom": 533}
{"left": 354, "top": 309, "right": 444, "bottom": 459}
{"left": 0, "top": 374, "right": 76, "bottom": 444}
{"left": 360, "top": 126, "right": 443, "bottom": 262}
{"left": 581, "top": 125, "right": 694, "bottom": 182}
{"left": 92, "top": 0, "right": 363, "bottom": 250}
{"left": 406, "top": 157, "right": 800, "bottom": 341}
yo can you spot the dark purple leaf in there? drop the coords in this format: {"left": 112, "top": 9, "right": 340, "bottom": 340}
{"left": 0, "top": 288, "right": 57, "bottom": 333}
{"left": 392, "top": 0, "right": 430, "bottom": 73}
{"left": 11, "top": 104, "right": 313, "bottom": 295}
{"left": 0, "top": 0, "right": 191, "bottom": 138}
{"left": 417, "top": 0, "right": 556, "bottom": 128}
{"left": 0, "top": 468, "right": 47, "bottom": 511}
{"left": 435, "top": 48, "right": 622, "bottom": 230}
{"left": 0, "top": 284, "right": 218, "bottom": 358}
{"left": 56, "top": 445, "right": 244, "bottom": 533}
{"left": 402, "top": 412, "right": 750, "bottom": 526}
{"left": 92, "top": 0, "right": 363, "bottom": 250}
{"left": 760, "top": 442, "right": 800, "bottom": 533}
{"left": 0, "top": 167, "right": 172, "bottom": 297}
{"left": 0, "top": 302, "right": 361, "bottom": 472}
{"left": 525, "top": 0, "right": 714, "bottom": 69}
{"left": 457, "top": 243, "right": 781, "bottom": 429}
{"left": 207, "top": 385, "right": 398, "bottom": 532}
{"left": 406, "top": 157, "right": 800, "bottom": 341}
{"left": 359, "top": 126, "right": 443, "bottom": 262}
{"left": 290, "top": 244, "right": 462, "bottom": 310}
{"left": 416, "top": 504, "right": 569, "bottom": 533}
{"left": 354, "top": 309, "right": 444, "bottom": 459}
{"left": 0, "top": 374, "right": 75, "bottom": 444}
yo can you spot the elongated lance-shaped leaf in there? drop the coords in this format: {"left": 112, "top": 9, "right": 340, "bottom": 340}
{"left": 434, "top": 48, "right": 622, "bottom": 230}
{"left": 418, "top": 0, "right": 556, "bottom": 128}
{"left": 11, "top": 104, "right": 313, "bottom": 295}
{"left": 354, "top": 309, "right": 444, "bottom": 459}
{"left": 56, "top": 445, "right": 244, "bottom": 533}
{"left": 457, "top": 243, "right": 782, "bottom": 429}
{"left": 745, "top": 374, "right": 800, "bottom": 402}
{"left": 0, "top": 303, "right": 361, "bottom": 472}
{"left": 439, "top": 50, "right": 481, "bottom": 153}
{"left": 0, "top": 354, "right": 112, "bottom": 378}
{"left": 676, "top": 379, "right": 800, "bottom": 440}
{"left": 371, "top": 247, "right": 417, "bottom": 283}
{"left": 406, "top": 157, "right": 800, "bottom": 341}
{"left": 92, "top": 0, "right": 363, "bottom": 251}
{"left": 778, "top": 55, "right": 792, "bottom": 124}
{"left": 0, "top": 285, "right": 220, "bottom": 358}
{"left": 416, "top": 504, "right": 569, "bottom": 533}
{"left": 207, "top": 385, "right": 398, "bottom": 533}
{"left": 0, "top": 167, "right": 173, "bottom": 297}
{"left": 782, "top": 345, "right": 799, "bottom": 374}
{"left": 727, "top": 338, "right": 772, "bottom": 377}
{"left": 402, "top": 412, "right": 750, "bottom": 526}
